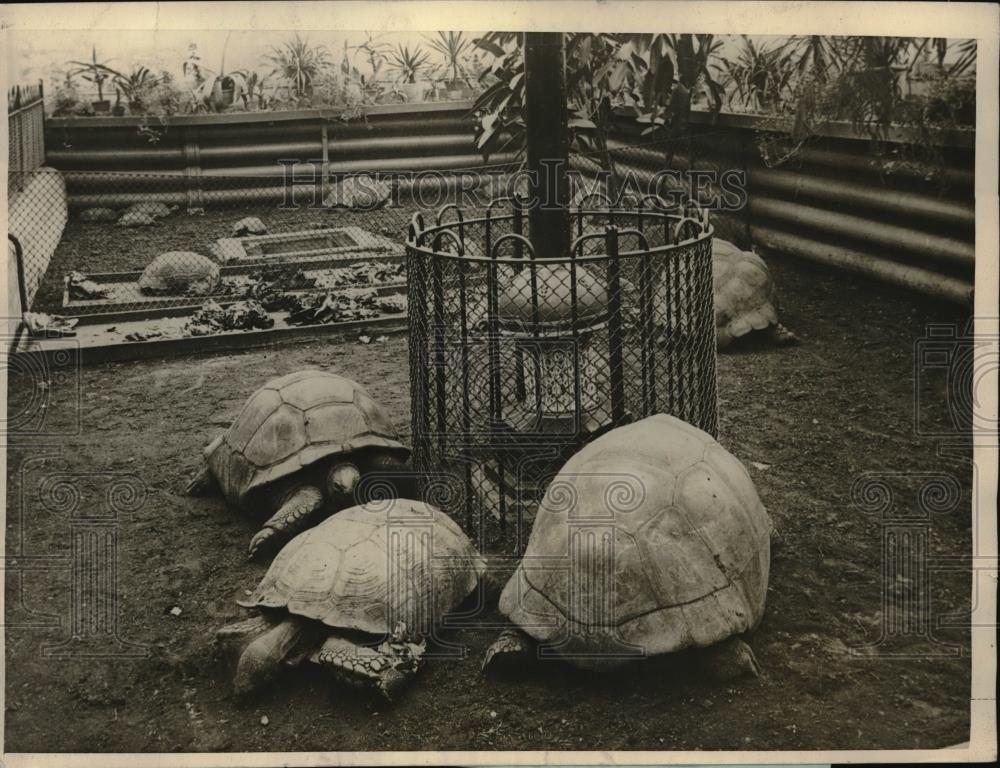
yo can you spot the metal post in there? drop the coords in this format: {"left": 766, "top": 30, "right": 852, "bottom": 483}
{"left": 523, "top": 32, "right": 570, "bottom": 260}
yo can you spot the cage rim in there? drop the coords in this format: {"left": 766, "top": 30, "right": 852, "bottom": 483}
{"left": 406, "top": 215, "right": 715, "bottom": 266}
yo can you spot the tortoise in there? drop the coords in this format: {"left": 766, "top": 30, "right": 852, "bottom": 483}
{"left": 232, "top": 216, "right": 268, "bottom": 236}
{"left": 117, "top": 210, "right": 158, "bottom": 228}
{"left": 138, "top": 251, "right": 221, "bottom": 295}
{"left": 483, "top": 413, "right": 770, "bottom": 679}
{"left": 713, "top": 238, "right": 798, "bottom": 349}
{"left": 187, "top": 370, "right": 413, "bottom": 559}
{"left": 78, "top": 207, "right": 119, "bottom": 223}
{"left": 124, "top": 201, "right": 177, "bottom": 219}
{"left": 217, "top": 499, "right": 486, "bottom": 699}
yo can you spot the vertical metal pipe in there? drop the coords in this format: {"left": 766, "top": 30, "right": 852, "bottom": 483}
{"left": 523, "top": 32, "right": 570, "bottom": 260}
{"left": 605, "top": 226, "right": 626, "bottom": 426}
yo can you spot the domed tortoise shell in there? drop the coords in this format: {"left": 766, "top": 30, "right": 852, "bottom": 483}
{"left": 205, "top": 370, "right": 408, "bottom": 509}
{"left": 499, "top": 413, "right": 771, "bottom": 668}
{"left": 239, "top": 499, "right": 485, "bottom": 636}
{"left": 713, "top": 238, "right": 780, "bottom": 349}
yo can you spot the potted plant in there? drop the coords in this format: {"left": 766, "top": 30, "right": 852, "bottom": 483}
{"left": 184, "top": 36, "right": 246, "bottom": 112}
{"left": 347, "top": 32, "right": 393, "bottom": 101}
{"left": 67, "top": 46, "right": 119, "bottom": 113}
{"left": 389, "top": 43, "right": 432, "bottom": 102}
{"left": 427, "top": 31, "right": 473, "bottom": 99}
{"left": 50, "top": 71, "right": 83, "bottom": 116}
{"left": 241, "top": 71, "right": 270, "bottom": 110}
{"left": 112, "top": 66, "right": 157, "bottom": 114}
{"left": 265, "top": 34, "right": 332, "bottom": 106}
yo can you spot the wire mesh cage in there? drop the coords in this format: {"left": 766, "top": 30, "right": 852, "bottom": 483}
{"left": 407, "top": 196, "right": 718, "bottom": 553}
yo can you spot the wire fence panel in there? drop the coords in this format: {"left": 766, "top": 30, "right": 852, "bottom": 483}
{"left": 407, "top": 202, "right": 718, "bottom": 553}
{"left": 8, "top": 82, "right": 46, "bottom": 196}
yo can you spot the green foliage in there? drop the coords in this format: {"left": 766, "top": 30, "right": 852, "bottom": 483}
{"left": 265, "top": 34, "right": 333, "bottom": 104}
{"left": 66, "top": 46, "right": 119, "bottom": 103}
{"left": 388, "top": 43, "right": 432, "bottom": 84}
{"left": 113, "top": 66, "right": 157, "bottom": 110}
{"left": 719, "top": 36, "right": 977, "bottom": 174}
{"left": 470, "top": 32, "right": 722, "bottom": 175}
{"left": 426, "top": 31, "right": 473, "bottom": 85}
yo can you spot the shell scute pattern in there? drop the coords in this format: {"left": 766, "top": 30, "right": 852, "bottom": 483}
{"left": 241, "top": 501, "right": 485, "bottom": 637}
{"left": 499, "top": 414, "right": 770, "bottom": 664}
{"left": 206, "top": 371, "right": 407, "bottom": 509}
{"left": 713, "top": 239, "right": 781, "bottom": 346}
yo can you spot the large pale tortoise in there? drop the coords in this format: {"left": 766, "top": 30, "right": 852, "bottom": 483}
{"left": 484, "top": 413, "right": 771, "bottom": 679}
{"left": 713, "top": 238, "right": 798, "bottom": 349}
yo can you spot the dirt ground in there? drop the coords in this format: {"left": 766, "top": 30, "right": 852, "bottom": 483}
{"left": 5, "top": 252, "right": 974, "bottom": 753}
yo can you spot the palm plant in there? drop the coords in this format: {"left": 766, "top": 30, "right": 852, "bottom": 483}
{"left": 388, "top": 43, "right": 432, "bottom": 84}
{"left": 67, "top": 46, "right": 119, "bottom": 105}
{"left": 265, "top": 34, "right": 332, "bottom": 103}
{"left": 715, "top": 36, "right": 798, "bottom": 113}
{"left": 426, "top": 31, "right": 473, "bottom": 85}
{"left": 349, "top": 32, "right": 393, "bottom": 85}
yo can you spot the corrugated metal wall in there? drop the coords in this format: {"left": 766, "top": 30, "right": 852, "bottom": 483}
{"left": 43, "top": 102, "right": 975, "bottom": 305}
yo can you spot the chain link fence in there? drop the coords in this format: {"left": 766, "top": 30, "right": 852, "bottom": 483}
{"left": 407, "top": 199, "right": 717, "bottom": 552}
{"left": 10, "top": 170, "right": 520, "bottom": 340}
{"left": 8, "top": 82, "right": 46, "bottom": 196}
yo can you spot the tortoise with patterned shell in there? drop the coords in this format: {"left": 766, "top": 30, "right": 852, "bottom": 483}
{"left": 187, "top": 370, "right": 413, "bottom": 559}
{"left": 217, "top": 499, "right": 485, "bottom": 699}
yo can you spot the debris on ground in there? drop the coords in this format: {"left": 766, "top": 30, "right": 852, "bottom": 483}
{"left": 66, "top": 271, "right": 110, "bottom": 300}
{"left": 183, "top": 299, "right": 274, "bottom": 336}
{"left": 232, "top": 217, "right": 268, "bottom": 237}
{"left": 124, "top": 328, "right": 164, "bottom": 342}
{"left": 377, "top": 294, "right": 407, "bottom": 314}
{"left": 314, "top": 261, "right": 405, "bottom": 290}
{"left": 259, "top": 715, "right": 269, "bottom": 726}
{"left": 23, "top": 312, "right": 78, "bottom": 337}
{"left": 286, "top": 293, "right": 379, "bottom": 326}
{"left": 169, "top": 606, "right": 182, "bottom": 617}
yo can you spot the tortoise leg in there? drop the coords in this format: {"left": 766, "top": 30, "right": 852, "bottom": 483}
{"left": 216, "top": 614, "right": 276, "bottom": 661}
{"left": 186, "top": 434, "right": 224, "bottom": 495}
{"left": 233, "top": 615, "right": 326, "bottom": 696}
{"left": 700, "top": 636, "right": 762, "bottom": 682}
{"left": 310, "top": 630, "right": 425, "bottom": 702}
{"left": 248, "top": 484, "right": 324, "bottom": 560}
{"left": 482, "top": 627, "right": 534, "bottom": 677}
{"left": 185, "top": 465, "right": 217, "bottom": 496}
{"left": 768, "top": 322, "right": 800, "bottom": 346}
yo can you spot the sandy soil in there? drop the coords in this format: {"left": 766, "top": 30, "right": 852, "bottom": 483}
{"left": 5, "top": 252, "right": 973, "bottom": 752}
